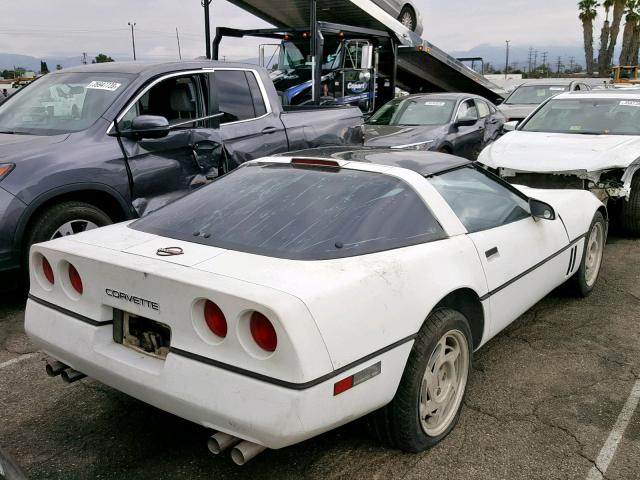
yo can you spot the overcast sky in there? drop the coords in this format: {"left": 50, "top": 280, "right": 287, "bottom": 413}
{"left": 0, "top": 0, "right": 586, "bottom": 62}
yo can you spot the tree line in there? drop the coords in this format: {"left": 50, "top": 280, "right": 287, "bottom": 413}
{"left": 579, "top": 0, "right": 640, "bottom": 75}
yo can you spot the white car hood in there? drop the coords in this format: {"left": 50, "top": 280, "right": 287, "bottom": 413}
{"left": 480, "top": 131, "right": 640, "bottom": 173}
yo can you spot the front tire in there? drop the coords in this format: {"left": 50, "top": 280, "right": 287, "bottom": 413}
{"left": 398, "top": 6, "right": 418, "bottom": 32}
{"left": 367, "top": 308, "right": 472, "bottom": 452}
{"left": 23, "top": 201, "right": 112, "bottom": 274}
{"left": 620, "top": 173, "right": 640, "bottom": 236}
{"left": 567, "top": 211, "right": 606, "bottom": 297}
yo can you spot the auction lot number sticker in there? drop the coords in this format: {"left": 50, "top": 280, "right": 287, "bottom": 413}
{"left": 86, "top": 81, "right": 122, "bottom": 92}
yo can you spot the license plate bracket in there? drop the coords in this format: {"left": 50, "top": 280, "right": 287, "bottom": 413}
{"left": 113, "top": 310, "right": 171, "bottom": 359}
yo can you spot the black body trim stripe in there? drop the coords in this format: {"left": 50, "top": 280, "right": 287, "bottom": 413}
{"left": 170, "top": 333, "right": 418, "bottom": 390}
{"left": 566, "top": 247, "right": 576, "bottom": 276}
{"left": 28, "top": 294, "right": 114, "bottom": 327}
{"left": 479, "top": 233, "right": 587, "bottom": 302}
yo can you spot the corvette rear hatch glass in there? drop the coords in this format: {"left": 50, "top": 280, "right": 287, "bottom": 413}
{"left": 130, "top": 163, "right": 445, "bottom": 260}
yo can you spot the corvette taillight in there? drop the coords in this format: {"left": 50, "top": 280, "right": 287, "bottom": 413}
{"left": 68, "top": 264, "right": 83, "bottom": 294}
{"left": 204, "top": 300, "right": 227, "bottom": 338}
{"left": 250, "top": 312, "right": 277, "bottom": 352}
{"left": 42, "top": 257, "right": 54, "bottom": 284}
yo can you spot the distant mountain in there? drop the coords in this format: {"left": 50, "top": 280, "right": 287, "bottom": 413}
{"left": 449, "top": 44, "right": 591, "bottom": 70}
{"left": 0, "top": 53, "right": 88, "bottom": 72}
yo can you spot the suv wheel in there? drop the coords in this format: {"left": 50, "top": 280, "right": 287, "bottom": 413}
{"left": 620, "top": 173, "right": 640, "bottom": 236}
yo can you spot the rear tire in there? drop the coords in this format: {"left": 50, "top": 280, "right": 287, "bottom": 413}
{"left": 398, "top": 6, "right": 417, "bottom": 32}
{"left": 566, "top": 211, "right": 606, "bottom": 297}
{"left": 367, "top": 308, "right": 472, "bottom": 452}
{"left": 620, "top": 173, "right": 640, "bottom": 236}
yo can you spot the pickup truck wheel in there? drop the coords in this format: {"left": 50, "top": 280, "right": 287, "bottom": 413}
{"left": 620, "top": 173, "right": 640, "bottom": 236}
{"left": 567, "top": 211, "right": 606, "bottom": 297}
{"left": 367, "top": 308, "right": 472, "bottom": 452}
{"left": 24, "top": 201, "right": 112, "bottom": 266}
{"left": 398, "top": 6, "right": 417, "bottom": 32}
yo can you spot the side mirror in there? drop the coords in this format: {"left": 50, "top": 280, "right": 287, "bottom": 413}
{"left": 503, "top": 120, "right": 519, "bottom": 132}
{"left": 455, "top": 117, "right": 477, "bottom": 127}
{"left": 529, "top": 198, "right": 556, "bottom": 220}
{"left": 127, "top": 115, "right": 170, "bottom": 139}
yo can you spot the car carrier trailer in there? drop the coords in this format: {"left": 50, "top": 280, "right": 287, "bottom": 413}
{"left": 213, "top": 0, "right": 503, "bottom": 112}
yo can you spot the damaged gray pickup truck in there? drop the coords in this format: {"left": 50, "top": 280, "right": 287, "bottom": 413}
{"left": 0, "top": 60, "right": 363, "bottom": 276}
{"left": 479, "top": 90, "right": 640, "bottom": 235}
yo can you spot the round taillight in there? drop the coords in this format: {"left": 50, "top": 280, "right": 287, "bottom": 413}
{"left": 204, "top": 300, "right": 227, "bottom": 338}
{"left": 250, "top": 312, "right": 277, "bottom": 352}
{"left": 42, "top": 257, "right": 54, "bottom": 284}
{"left": 68, "top": 264, "right": 83, "bottom": 294}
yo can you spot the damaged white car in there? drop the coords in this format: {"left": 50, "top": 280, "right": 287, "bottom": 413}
{"left": 479, "top": 91, "right": 640, "bottom": 235}
{"left": 25, "top": 149, "right": 605, "bottom": 464}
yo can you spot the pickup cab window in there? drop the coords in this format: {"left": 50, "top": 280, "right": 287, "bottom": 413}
{"left": 216, "top": 70, "right": 266, "bottom": 123}
{"left": 118, "top": 74, "right": 203, "bottom": 131}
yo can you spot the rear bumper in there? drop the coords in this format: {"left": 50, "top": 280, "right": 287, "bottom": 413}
{"left": 25, "top": 299, "right": 412, "bottom": 449}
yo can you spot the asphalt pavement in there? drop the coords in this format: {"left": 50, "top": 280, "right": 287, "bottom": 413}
{"left": 0, "top": 235, "right": 638, "bottom": 480}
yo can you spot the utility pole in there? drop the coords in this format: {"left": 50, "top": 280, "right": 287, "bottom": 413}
{"left": 504, "top": 40, "right": 510, "bottom": 79}
{"left": 176, "top": 27, "right": 182, "bottom": 60}
{"left": 528, "top": 47, "right": 534, "bottom": 74}
{"left": 128, "top": 22, "right": 137, "bottom": 60}
{"left": 556, "top": 56, "right": 563, "bottom": 75}
{"left": 202, "top": 0, "right": 212, "bottom": 59}
{"left": 533, "top": 50, "right": 538, "bottom": 73}
{"left": 81, "top": 52, "right": 88, "bottom": 64}
{"left": 569, "top": 56, "right": 576, "bottom": 73}
{"left": 541, "top": 51, "right": 548, "bottom": 76}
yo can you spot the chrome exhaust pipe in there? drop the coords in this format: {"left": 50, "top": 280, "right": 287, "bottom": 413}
{"left": 45, "top": 360, "right": 69, "bottom": 377}
{"left": 230, "top": 441, "right": 267, "bottom": 466}
{"left": 207, "top": 432, "right": 241, "bottom": 454}
{"left": 61, "top": 368, "right": 86, "bottom": 383}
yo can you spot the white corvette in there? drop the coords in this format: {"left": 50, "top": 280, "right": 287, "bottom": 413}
{"left": 480, "top": 90, "right": 640, "bottom": 235}
{"left": 25, "top": 148, "right": 606, "bottom": 464}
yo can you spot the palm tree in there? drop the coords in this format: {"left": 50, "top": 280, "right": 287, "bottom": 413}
{"left": 619, "top": 0, "right": 640, "bottom": 64}
{"left": 579, "top": 0, "right": 600, "bottom": 74}
{"left": 606, "top": 0, "right": 627, "bottom": 66}
{"left": 598, "top": 0, "right": 613, "bottom": 72}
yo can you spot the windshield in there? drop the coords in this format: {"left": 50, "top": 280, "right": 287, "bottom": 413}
{"left": 504, "top": 85, "right": 568, "bottom": 105}
{"left": 131, "top": 163, "right": 445, "bottom": 260}
{"left": 368, "top": 98, "right": 456, "bottom": 126}
{"left": 521, "top": 98, "right": 640, "bottom": 135}
{"left": 0, "top": 72, "right": 133, "bottom": 135}
{"left": 278, "top": 41, "right": 310, "bottom": 70}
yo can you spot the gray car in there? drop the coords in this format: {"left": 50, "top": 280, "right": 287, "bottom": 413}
{"left": 498, "top": 80, "right": 591, "bottom": 122}
{"left": 374, "top": 0, "right": 424, "bottom": 36}
{"left": 364, "top": 93, "right": 505, "bottom": 160}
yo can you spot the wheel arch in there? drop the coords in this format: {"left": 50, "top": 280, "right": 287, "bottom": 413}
{"left": 14, "top": 183, "right": 135, "bottom": 254}
{"left": 433, "top": 288, "right": 485, "bottom": 350}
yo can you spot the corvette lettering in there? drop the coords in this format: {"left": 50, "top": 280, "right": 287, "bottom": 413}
{"left": 105, "top": 289, "right": 160, "bottom": 311}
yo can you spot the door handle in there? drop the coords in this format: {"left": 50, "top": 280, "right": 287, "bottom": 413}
{"left": 262, "top": 126, "right": 278, "bottom": 134}
{"left": 485, "top": 246, "right": 499, "bottom": 259}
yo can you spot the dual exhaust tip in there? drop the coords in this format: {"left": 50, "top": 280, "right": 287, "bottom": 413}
{"left": 207, "top": 432, "right": 266, "bottom": 465}
{"left": 45, "top": 360, "right": 86, "bottom": 383}
{"left": 47, "top": 360, "right": 263, "bottom": 465}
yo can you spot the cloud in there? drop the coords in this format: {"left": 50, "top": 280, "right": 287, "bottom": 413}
{"left": 0, "top": 0, "right": 589, "bottom": 62}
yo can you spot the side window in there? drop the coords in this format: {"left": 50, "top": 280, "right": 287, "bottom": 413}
{"left": 457, "top": 99, "right": 479, "bottom": 121}
{"left": 475, "top": 99, "right": 491, "bottom": 118}
{"left": 216, "top": 70, "right": 256, "bottom": 124}
{"left": 573, "top": 84, "right": 581, "bottom": 91}
{"left": 245, "top": 71, "right": 267, "bottom": 117}
{"left": 429, "top": 166, "right": 531, "bottom": 233}
{"left": 489, "top": 102, "right": 497, "bottom": 114}
{"left": 118, "top": 74, "right": 201, "bottom": 130}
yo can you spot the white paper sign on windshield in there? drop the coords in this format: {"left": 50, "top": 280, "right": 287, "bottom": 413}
{"left": 86, "top": 81, "right": 122, "bottom": 92}
{"left": 549, "top": 87, "right": 565, "bottom": 91}
{"left": 424, "top": 101, "right": 446, "bottom": 106}
{"left": 619, "top": 100, "right": 640, "bottom": 107}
